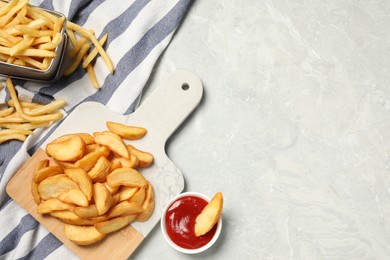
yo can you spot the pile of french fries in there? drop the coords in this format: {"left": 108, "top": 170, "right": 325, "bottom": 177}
{"left": 0, "top": 77, "right": 65, "bottom": 143}
{"left": 32, "top": 122, "right": 155, "bottom": 245}
{"left": 64, "top": 21, "right": 114, "bottom": 89}
{"left": 0, "top": 0, "right": 116, "bottom": 143}
{"left": 0, "top": 0, "right": 65, "bottom": 70}
{"left": 0, "top": 0, "right": 114, "bottom": 88}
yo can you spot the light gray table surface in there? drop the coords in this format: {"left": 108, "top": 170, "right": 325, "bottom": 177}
{"left": 133, "top": 1, "right": 390, "bottom": 259}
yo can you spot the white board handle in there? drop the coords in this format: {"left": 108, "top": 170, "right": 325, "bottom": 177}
{"left": 130, "top": 70, "right": 203, "bottom": 146}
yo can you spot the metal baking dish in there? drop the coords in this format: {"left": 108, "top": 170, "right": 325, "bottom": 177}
{"left": 0, "top": 7, "right": 67, "bottom": 83}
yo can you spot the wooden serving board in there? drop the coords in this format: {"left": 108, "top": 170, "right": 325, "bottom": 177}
{"left": 6, "top": 70, "right": 203, "bottom": 259}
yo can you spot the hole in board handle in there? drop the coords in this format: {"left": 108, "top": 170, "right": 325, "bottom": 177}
{"left": 181, "top": 83, "right": 189, "bottom": 91}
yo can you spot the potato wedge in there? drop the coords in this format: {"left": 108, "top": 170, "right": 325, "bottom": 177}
{"left": 103, "top": 181, "right": 119, "bottom": 195}
{"left": 126, "top": 144, "right": 153, "bottom": 168}
{"left": 38, "top": 174, "right": 79, "bottom": 200}
{"left": 129, "top": 186, "right": 146, "bottom": 207}
{"left": 95, "top": 215, "right": 136, "bottom": 234}
{"left": 46, "top": 135, "right": 86, "bottom": 162}
{"left": 136, "top": 181, "right": 155, "bottom": 222}
{"left": 85, "top": 143, "right": 98, "bottom": 154}
{"left": 31, "top": 181, "right": 41, "bottom": 205}
{"left": 51, "top": 133, "right": 95, "bottom": 145}
{"left": 117, "top": 186, "right": 138, "bottom": 202}
{"left": 111, "top": 193, "right": 120, "bottom": 206}
{"left": 95, "top": 144, "right": 111, "bottom": 158}
{"left": 74, "top": 204, "right": 99, "bottom": 218}
{"left": 55, "top": 160, "right": 76, "bottom": 169}
{"left": 50, "top": 210, "right": 95, "bottom": 226}
{"left": 74, "top": 151, "right": 101, "bottom": 172}
{"left": 110, "top": 156, "right": 138, "bottom": 169}
{"left": 94, "top": 131, "right": 129, "bottom": 159}
{"left": 106, "top": 121, "right": 147, "bottom": 140}
{"left": 88, "top": 156, "right": 110, "bottom": 183}
{"left": 106, "top": 167, "right": 147, "bottom": 188}
{"left": 108, "top": 201, "right": 143, "bottom": 218}
{"left": 85, "top": 144, "right": 111, "bottom": 157}
{"left": 93, "top": 182, "right": 112, "bottom": 215}
{"left": 35, "top": 159, "right": 50, "bottom": 171}
{"left": 64, "top": 168, "right": 93, "bottom": 201}
{"left": 58, "top": 188, "right": 89, "bottom": 207}
{"left": 33, "top": 165, "right": 63, "bottom": 183}
{"left": 109, "top": 158, "right": 122, "bottom": 172}
{"left": 64, "top": 224, "right": 106, "bottom": 245}
{"left": 194, "top": 192, "right": 223, "bottom": 237}
{"left": 38, "top": 198, "right": 75, "bottom": 214}
{"left": 32, "top": 159, "right": 49, "bottom": 204}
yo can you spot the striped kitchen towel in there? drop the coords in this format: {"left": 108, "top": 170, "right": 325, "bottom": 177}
{"left": 0, "top": 0, "right": 191, "bottom": 259}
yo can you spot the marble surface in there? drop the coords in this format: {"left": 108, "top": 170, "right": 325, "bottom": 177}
{"left": 132, "top": 1, "right": 390, "bottom": 259}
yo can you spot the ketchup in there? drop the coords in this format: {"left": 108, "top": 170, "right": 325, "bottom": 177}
{"left": 165, "top": 196, "right": 217, "bottom": 249}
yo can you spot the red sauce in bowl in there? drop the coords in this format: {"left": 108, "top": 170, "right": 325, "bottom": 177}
{"left": 165, "top": 195, "right": 218, "bottom": 249}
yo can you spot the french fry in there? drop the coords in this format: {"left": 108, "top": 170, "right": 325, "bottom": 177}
{"left": 67, "top": 36, "right": 88, "bottom": 58}
{"left": 0, "top": 0, "right": 28, "bottom": 27}
{"left": 0, "top": 133, "right": 27, "bottom": 143}
{"left": 23, "top": 99, "right": 66, "bottom": 116}
{"left": 7, "top": 99, "right": 42, "bottom": 109}
{"left": 0, "top": 107, "right": 14, "bottom": 117}
{"left": 10, "top": 34, "right": 33, "bottom": 56}
{"left": 0, "top": 129, "right": 33, "bottom": 136}
{"left": 82, "top": 33, "right": 108, "bottom": 68}
{"left": 66, "top": 21, "right": 114, "bottom": 74}
{"left": 85, "top": 62, "right": 100, "bottom": 89}
{"left": 63, "top": 41, "right": 90, "bottom": 76}
{"left": 0, "top": 0, "right": 18, "bottom": 17}
{"left": 0, "top": 121, "right": 50, "bottom": 130}
{"left": 5, "top": 78, "right": 64, "bottom": 125}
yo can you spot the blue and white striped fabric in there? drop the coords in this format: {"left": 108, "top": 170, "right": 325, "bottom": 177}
{"left": 0, "top": 0, "right": 191, "bottom": 259}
